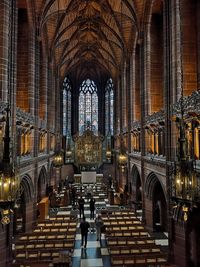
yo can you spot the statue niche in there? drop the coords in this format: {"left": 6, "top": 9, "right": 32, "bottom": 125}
{"left": 74, "top": 129, "right": 103, "bottom": 169}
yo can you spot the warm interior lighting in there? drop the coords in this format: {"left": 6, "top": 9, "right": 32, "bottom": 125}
{"left": 53, "top": 150, "right": 64, "bottom": 168}
{"left": 118, "top": 153, "right": 127, "bottom": 164}
{"left": 172, "top": 97, "right": 198, "bottom": 204}
{"left": 118, "top": 152, "right": 128, "bottom": 172}
{"left": 66, "top": 150, "right": 72, "bottom": 158}
{"left": 0, "top": 107, "right": 20, "bottom": 224}
{"left": 106, "top": 150, "right": 111, "bottom": 160}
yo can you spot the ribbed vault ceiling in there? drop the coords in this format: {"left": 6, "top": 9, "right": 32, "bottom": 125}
{"left": 33, "top": 0, "right": 146, "bottom": 83}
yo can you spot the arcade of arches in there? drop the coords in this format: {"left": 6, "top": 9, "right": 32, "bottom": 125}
{"left": 0, "top": 1, "right": 200, "bottom": 267}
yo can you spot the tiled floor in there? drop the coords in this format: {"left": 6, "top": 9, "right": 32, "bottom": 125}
{"left": 57, "top": 184, "right": 111, "bottom": 267}
{"left": 71, "top": 186, "right": 112, "bottom": 267}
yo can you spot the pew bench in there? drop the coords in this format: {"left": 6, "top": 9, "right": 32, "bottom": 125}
{"left": 107, "top": 236, "right": 155, "bottom": 246}
{"left": 111, "top": 253, "right": 167, "bottom": 266}
{"left": 103, "top": 218, "right": 143, "bottom": 225}
{"left": 106, "top": 225, "right": 145, "bottom": 231}
{"left": 14, "top": 249, "right": 72, "bottom": 265}
{"left": 37, "top": 220, "right": 76, "bottom": 227}
{"left": 106, "top": 228, "right": 149, "bottom": 238}
{"left": 18, "top": 232, "right": 76, "bottom": 241}
{"left": 109, "top": 244, "right": 161, "bottom": 256}
{"left": 15, "top": 239, "right": 75, "bottom": 251}
{"left": 33, "top": 225, "right": 76, "bottom": 233}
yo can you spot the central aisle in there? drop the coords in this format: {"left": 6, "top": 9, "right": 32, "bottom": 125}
{"left": 58, "top": 183, "right": 112, "bottom": 267}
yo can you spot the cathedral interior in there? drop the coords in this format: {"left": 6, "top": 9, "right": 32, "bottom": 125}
{"left": 0, "top": 0, "right": 200, "bottom": 267}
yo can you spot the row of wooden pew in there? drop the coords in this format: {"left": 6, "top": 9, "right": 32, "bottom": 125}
{"left": 18, "top": 232, "right": 75, "bottom": 241}
{"left": 102, "top": 209, "right": 167, "bottom": 266}
{"left": 12, "top": 214, "right": 77, "bottom": 266}
{"left": 14, "top": 248, "right": 71, "bottom": 261}
{"left": 15, "top": 239, "right": 74, "bottom": 250}
{"left": 111, "top": 253, "right": 167, "bottom": 266}
{"left": 37, "top": 220, "right": 77, "bottom": 227}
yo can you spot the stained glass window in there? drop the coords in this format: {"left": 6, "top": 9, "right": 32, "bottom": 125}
{"left": 63, "top": 77, "right": 72, "bottom": 136}
{"left": 105, "top": 78, "right": 114, "bottom": 135}
{"left": 79, "top": 79, "right": 98, "bottom": 134}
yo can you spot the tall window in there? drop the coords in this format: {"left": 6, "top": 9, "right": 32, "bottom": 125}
{"left": 79, "top": 79, "right": 98, "bottom": 134}
{"left": 63, "top": 77, "right": 71, "bottom": 136}
{"left": 105, "top": 78, "right": 114, "bottom": 135}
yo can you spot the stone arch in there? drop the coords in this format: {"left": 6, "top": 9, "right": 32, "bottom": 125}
{"left": 145, "top": 172, "right": 167, "bottom": 231}
{"left": 20, "top": 174, "right": 34, "bottom": 203}
{"left": 49, "top": 161, "right": 56, "bottom": 188}
{"left": 13, "top": 174, "right": 34, "bottom": 234}
{"left": 145, "top": 172, "right": 166, "bottom": 200}
{"left": 37, "top": 166, "right": 48, "bottom": 202}
{"left": 130, "top": 165, "right": 142, "bottom": 210}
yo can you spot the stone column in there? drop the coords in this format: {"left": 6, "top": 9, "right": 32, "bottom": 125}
{"left": 139, "top": 32, "right": 146, "bottom": 222}
{"left": 126, "top": 58, "right": 132, "bottom": 190}
{"left": 122, "top": 61, "right": 127, "bottom": 128}
{"left": 28, "top": 30, "right": 36, "bottom": 115}
{"left": 0, "top": 0, "right": 10, "bottom": 101}
{"left": 40, "top": 53, "right": 48, "bottom": 121}
{"left": 196, "top": 1, "right": 200, "bottom": 89}
{"left": 144, "top": 23, "right": 151, "bottom": 115}
{"left": 130, "top": 52, "right": 135, "bottom": 122}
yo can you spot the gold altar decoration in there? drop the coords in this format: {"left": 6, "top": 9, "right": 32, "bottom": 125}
{"left": 74, "top": 130, "right": 103, "bottom": 166}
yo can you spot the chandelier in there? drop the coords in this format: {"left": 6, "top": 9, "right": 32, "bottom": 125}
{"left": 0, "top": 107, "right": 20, "bottom": 224}
{"left": 65, "top": 133, "right": 73, "bottom": 162}
{"left": 118, "top": 139, "right": 128, "bottom": 172}
{"left": 106, "top": 133, "right": 112, "bottom": 161}
{"left": 53, "top": 150, "right": 64, "bottom": 168}
{"left": 118, "top": 152, "right": 128, "bottom": 171}
{"left": 106, "top": 150, "right": 112, "bottom": 161}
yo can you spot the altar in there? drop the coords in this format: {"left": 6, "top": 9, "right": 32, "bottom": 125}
{"left": 73, "top": 129, "right": 103, "bottom": 171}
{"left": 74, "top": 172, "right": 103, "bottom": 183}
{"left": 82, "top": 171, "right": 96, "bottom": 183}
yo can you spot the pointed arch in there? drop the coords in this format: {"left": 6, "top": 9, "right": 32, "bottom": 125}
{"left": 38, "top": 166, "right": 48, "bottom": 185}
{"left": 130, "top": 164, "right": 141, "bottom": 186}
{"left": 20, "top": 174, "right": 34, "bottom": 203}
{"left": 37, "top": 166, "right": 48, "bottom": 201}
{"left": 145, "top": 172, "right": 166, "bottom": 200}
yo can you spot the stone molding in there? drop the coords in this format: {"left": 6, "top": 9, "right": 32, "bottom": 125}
{"left": 172, "top": 90, "right": 200, "bottom": 117}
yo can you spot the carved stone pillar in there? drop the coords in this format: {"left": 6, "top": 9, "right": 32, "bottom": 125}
{"left": 0, "top": 0, "right": 10, "bottom": 101}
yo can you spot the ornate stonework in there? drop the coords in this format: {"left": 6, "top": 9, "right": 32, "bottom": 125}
{"left": 74, "top": 129, "right": 104, "bottom": 167}
{"left": 16, "top": 107, "right": 34, "bottom": 126}
{"left": 172, "top": 90, "right": 200, "bottom": 118}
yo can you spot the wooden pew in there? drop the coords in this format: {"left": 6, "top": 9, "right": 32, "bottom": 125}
{"left": 14, "top": 249, "right": 71, "bottom": 263}
{"left": 106, "top": 228, "right": 149, "bottom": 238}
{"left": 106, "top": 225, "right": 145, "bottom": 231}
{"left": 107, "top": 236, "right": 155, "bottom": 246}
{"left": 33, "top": 225, "right": 76, "bottom": 233}
{"left": 18, "top": 231, "right": 76, "bottom": 241}
{"left": 15, "top": 239, "right": 75, "bottom": 251}
{"left": 48, "top": 215, "right": 77, "bottom": 221}
{"left": 111, "top": 253, "right": 167, "bottom": 266}
{"left": 109, "top": 244, "right": 161, "bottom": 256}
